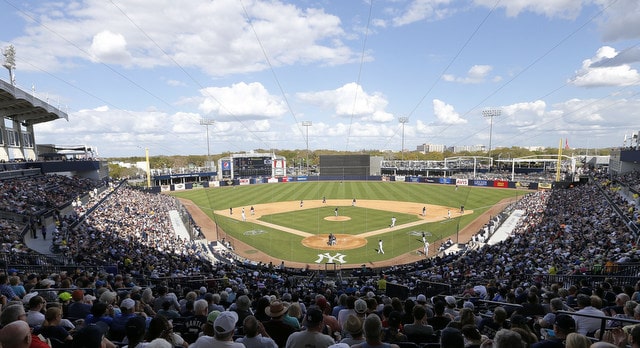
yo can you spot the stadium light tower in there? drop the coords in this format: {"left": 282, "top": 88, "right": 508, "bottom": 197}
{"left": 2, "top": 45, "right": 16, "bottom": 86}
{"left": 398, "top": 117, "right": 409, "bottom": 161}
{"left": 200, "top": 118, "right": 215, "bottom": 170}
{"left": 482, "top": 108, "right": 502, "bottom": 157}
{"left": 302, "top": 121, "right": 312, "bottom": 175}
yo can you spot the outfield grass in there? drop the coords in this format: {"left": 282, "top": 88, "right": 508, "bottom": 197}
{"left": 171, "top": 181, "right": 523, "bottom": 265}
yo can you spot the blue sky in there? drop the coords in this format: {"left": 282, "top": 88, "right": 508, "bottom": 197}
{"left": 1, "top": 0, "right": 639, "bottom": 158}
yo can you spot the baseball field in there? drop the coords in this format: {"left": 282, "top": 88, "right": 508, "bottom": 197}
{"left": 171, "top": 181, "right": 523, "bottom": 269}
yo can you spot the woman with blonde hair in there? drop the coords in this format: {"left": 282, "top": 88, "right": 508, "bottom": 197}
{"left": 564, "top": 332, "right": 592, "bottom": 348}
{"left": 36, "top": 307, "right": 73, "bottom": 348}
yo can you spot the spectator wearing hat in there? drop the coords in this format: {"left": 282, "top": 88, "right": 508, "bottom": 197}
{"left": 236, "top": 315, "right": 277, "bottom": 348}
{"left": 202, "top": 310, "right": 221, "bottom": 337}
{"left": 285, "top": 308, "right": 334, "bottom": 348}
{"left": 38, "top": 279, "right": 58, "bottom": 303}
{"left": 340, "top": 314, "right": 364, "bottom": 346}
{"left": 339, "top": 297, "right": 367, "bottom": 330}
{"left": 531, "top": 314, "right": 575, "bottom": 348}
{"left": 67, "top": 290, "right": 92, "bottom": 321}
{"left": 352, "top": 314, "right": 399, "bottom": 348}
{"left": 231, "top": 294, "right": 254, "bottom": 329}
{"left": 263, "top": 300, "right": 298, "bottom": 348}
{"left": 110, "top": 298, "right": 139, "bottom": 341}
{"left": 444, "top": 295, "right": 459, "bottom": 319}
{"left": 36, "top": 307, "right": 73, "bottom": 348}
{"left": 191, "top": 311, "right": 243, "bottom": 348}
{"left": 403, "top": 305, "right": 435, "bottom": 344}
{"left": 316, "top": 297, "right": 341, "bottom": 336}
{"left": 26, "top": 295, "right": 46, "bottom": 328}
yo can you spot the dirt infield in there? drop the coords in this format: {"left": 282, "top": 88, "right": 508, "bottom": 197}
{"left": 180, "top": 196, "right": 514, "bottom": 269}
{"left": 302, "top": 234, "right": 367, "bottom": 250}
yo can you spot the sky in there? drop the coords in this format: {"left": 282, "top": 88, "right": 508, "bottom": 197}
{"left": 1, "top": 0, "right": 639, "bottom": 158}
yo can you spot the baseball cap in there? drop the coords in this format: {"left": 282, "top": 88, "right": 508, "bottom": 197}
{"left": 58, "top": 292, "right": 72, "bottom": 302}
{"left": 445, "top": 296, "right": 456, "bottom": 306}
{"left": 305, "top": 308, "right": 324, "bottom": 325}
{"left": 72, "top": 289, "right": 84, "bottom": 301}
{"left": 354, "top": 299, "right": 368, "bottom": 314}
{"left": 554, "top": 314, "right": 575, "bottom": 332}
{"left": 207, "top": 310, "right": 221, "bottom": 324}
{"left": 416, "top": 294, "right": 427, "bottom": 304}
{"left": 316, "top": 297, "right": 329, "bottom": 311}
{"left": 214, "top": 311, "right": 238, "bottom": 335}
{"left": 120, "top": 298, "right": 135, "bottom": 310}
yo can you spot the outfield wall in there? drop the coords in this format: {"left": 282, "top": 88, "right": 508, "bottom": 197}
{"left": 155, "top": 175, "right": 551, "bottom": 192}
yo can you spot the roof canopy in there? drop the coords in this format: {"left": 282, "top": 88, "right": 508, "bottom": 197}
{"left": 0, "top": 79, "right": 68, "bottom": 126}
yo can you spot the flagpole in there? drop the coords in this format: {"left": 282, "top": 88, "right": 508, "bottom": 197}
{"left": 556, "top": 139, "right": 562, "bottom": 182}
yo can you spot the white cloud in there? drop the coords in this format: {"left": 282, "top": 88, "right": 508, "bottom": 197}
{"left": 432, "top": 99, "right": 467, "bottom": 124}
{"left": 570, "top": 46, "right": 640, "bottom": 87}
{"left": 442, "top": 65, "right": 495, "bottom": 84}
{"left": 11, "top": 0, "right": 356, "bottom": 76}
{"left": 597, "top": 0, "right": 640, "bottom": 41}
{"left": 296, "top": 83, "right": 394, "bottom": 122}
{"left": 88, "top": 30, "right": 131, "bottom": 64}
{"left": 390, "top": 0, "right": 454, "bottom": 27}
{"left": 473, "top": 0, "right": 583, "bottom": 19}
{"left": 198, "top": 82, "right": 287, "bottom": 120}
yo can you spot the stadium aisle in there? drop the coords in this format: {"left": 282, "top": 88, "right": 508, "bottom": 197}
{"left": 23, "top": 220, "right": 57, "bottom": 255}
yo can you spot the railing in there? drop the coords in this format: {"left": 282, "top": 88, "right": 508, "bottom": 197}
{"left": 556, "top": 310, "right": 640, "bottom": 340}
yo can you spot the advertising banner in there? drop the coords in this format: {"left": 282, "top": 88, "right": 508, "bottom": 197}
{"left": 455, "top": 178, "right": 469, "bottom": 186}
{"left": 493, "top": 180, "right": 508, "bottom": 188}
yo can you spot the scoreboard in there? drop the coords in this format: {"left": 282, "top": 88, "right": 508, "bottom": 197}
{"left": 232, "top": 156, "right": 273, "bottom": 177}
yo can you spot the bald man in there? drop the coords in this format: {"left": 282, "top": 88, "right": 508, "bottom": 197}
{"left": 0, "top": 320, "right": 32, "bottom": 348}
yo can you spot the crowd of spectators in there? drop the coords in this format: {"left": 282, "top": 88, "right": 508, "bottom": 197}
{"left": 0, "top": 168, "right": 639, "bottom": 347}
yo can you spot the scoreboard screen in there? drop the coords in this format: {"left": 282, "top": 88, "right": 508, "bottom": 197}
{"left": 233, "top": 156, "right": 272, "bottom": 177}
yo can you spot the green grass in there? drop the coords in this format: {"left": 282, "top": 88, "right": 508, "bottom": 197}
{"left": 259, "top": 206, "right": 420, "bottom": 235}
{"left": 170, "top": 181, "right": 523, "bottom": 266}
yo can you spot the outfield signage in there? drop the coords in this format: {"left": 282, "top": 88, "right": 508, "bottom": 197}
{"left": 493, "top": 180, "right": 508, "bottom": 188}
{"left": 438, "top": 177, "right": 454, "bottom": 184}
{"left": 456, "top": 178, "right": 468, "bottom": 186}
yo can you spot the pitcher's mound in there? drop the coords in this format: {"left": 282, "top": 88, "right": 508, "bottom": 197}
{"left": 302, "top": 234, "right": 366, "bottom": 250}
{"left": 324, "top": 216, "right": 351, "bottom": 221}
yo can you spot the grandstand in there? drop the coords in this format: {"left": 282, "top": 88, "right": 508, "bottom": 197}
{"left": 4, "top": 80, "right": 640, "bottom": 346}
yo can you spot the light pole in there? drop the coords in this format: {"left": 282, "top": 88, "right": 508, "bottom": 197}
{"left": 302, "top": 121, "right": 312, "bottom": 175}
{"left": 398, "top": 117, "right": 408, "bottom": 161}
{"left": 482, "top": 108, "right": 502, "bottom": 157}
{"left": 200, "top": 118, "right": 215, "bottom": 170}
